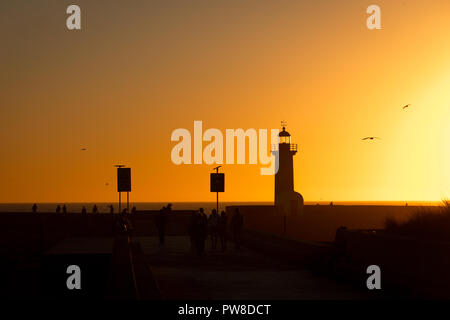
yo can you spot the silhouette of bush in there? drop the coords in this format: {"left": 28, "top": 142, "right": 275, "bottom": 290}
{"left": 384, "top": 200, "right": 450, "bottom": 241}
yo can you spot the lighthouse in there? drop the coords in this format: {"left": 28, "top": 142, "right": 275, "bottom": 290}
{"left": 272, "top": 125, "right": 304, "bottom": 216}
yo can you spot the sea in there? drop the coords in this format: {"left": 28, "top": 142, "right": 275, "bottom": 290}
{"left": 0, "top": 201, "right": 441, "bottom": 213}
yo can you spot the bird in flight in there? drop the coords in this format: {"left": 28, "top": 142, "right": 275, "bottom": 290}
{"left": 362, "top": 137, "right": 381, "bottom": 141}
{"left": 402, "top": 104, "right": 410, "bottom": 109}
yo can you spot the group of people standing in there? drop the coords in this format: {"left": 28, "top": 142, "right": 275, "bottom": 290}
{"left": 188, "top": 207, "right": 243, "bottom": 256}
{"left": 154, "top": 204, "right": 244, "bottom": 256}
{"left": 32, "top": 204, "right": 137, "bottom": 215}
{"left": 33, "top": 202, "right": 244, "bottom": 254}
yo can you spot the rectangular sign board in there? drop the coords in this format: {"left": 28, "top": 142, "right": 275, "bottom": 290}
{"left": 210, "top": 173, "right": 224, "bottom": 192}
{"left": 117, "top": 168, "right": 131, "bottom": 192}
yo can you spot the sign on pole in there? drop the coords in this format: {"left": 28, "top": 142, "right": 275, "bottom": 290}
{"left": 210, "top": 173, "right": 224, "bottom": 192}
{"left": 117, "top": 167, "right": 131, "bottom": 192}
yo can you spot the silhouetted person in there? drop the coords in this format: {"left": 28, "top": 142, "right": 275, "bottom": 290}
{"left": 194, "top": 208, "right": 208, "bottom": 256}
{"left": 199, "top": 209, "right": 208, "bottom": 255}
{"left": 330, "top": 226, "right": 349, "bottom": 268}
{"left": 218, "top": 210, "right": 228, "bottom": 251}
{"left": 118, "top": 210, "right": 125, "bottom": 232}
{"left": 62, "top": 204, "right": 67, "bottom": 214}
{"left": 330, "top": 201, "right": 334, "bottom": 206}
{"left": 56, "top": 205, "right": 61, "bottom": 214}
{"left": 231, "top": 208, "right": 243, "bottom": 249}
{"left": 156, "top": 206, "right": 168, "bottom": 245}
{"left": 119, "top": 209, "right": 133, "bottom": 236}
{"left": 109, "top": 204, "right": 114, "bottom": 214}
{"left": 124, "top": 209, "right": 133, "bottom": 237}
{"left": 131, "top": 206, "right": 137, "bottom": 214}
{"left": 201, "top": 208, "right": 207, "bottom": 221}
{"left": 208, "top": 209, "right": 219, "bottom": 249}
{"left": 92, "top": 204, "right": 98, "bottom": 214}
{"left": 81, "top": 206, "right": 87, "bottom": 215}
{"left": 189, "top": 212, "right": 197, "bottom": 253}
{"left": 32, "top": 203, "right": 37, "bottom": 213}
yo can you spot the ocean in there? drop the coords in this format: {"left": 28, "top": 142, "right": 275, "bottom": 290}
{"left": 0, "top": 201, "right": 440, "bottom": 213}
{"left": 0, "top": 202, "right": 270, "bottom": 213}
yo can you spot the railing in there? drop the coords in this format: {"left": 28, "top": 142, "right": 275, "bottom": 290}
{"left": 271, "top": 144, "right": 298, "bottom": 152}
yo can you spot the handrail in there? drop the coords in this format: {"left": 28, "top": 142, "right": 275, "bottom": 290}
{"left": 271, "top": 143, "right": 298, "bottom": 152}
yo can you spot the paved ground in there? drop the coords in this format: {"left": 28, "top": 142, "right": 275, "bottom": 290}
{"left": 136, "top": 236, "right": 370, "bottom": 300}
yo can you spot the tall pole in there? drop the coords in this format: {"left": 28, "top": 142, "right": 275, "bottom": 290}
{"left": 212, "top": 165, "right": 222, "bottom": 214}
{"left": 115, "top": 164, "right": 126, "bottom": 215}
{"left": 127, "top": 191, "right": 129, "bottom": 214}
{"left": 216, "top": 166, "right": 219, "bottom": 214}
{"left": 119, "top": 192, "right": 121, "bottom": 215}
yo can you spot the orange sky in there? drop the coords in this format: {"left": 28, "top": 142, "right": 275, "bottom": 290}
{"left": 1, "top": 0, "right": 449, "bottom": 203}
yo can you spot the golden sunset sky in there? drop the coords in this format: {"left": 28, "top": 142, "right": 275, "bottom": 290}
{"left": 1, "top": 0, "right": 449, "bottom": 203}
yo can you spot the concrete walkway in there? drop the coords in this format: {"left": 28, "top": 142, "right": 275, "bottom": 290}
{"left": 136, "top": 236, "right": 370, "bottom": 300}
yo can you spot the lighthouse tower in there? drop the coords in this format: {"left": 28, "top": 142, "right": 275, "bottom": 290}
{"left": 272, "top": 125, "right": 304, "bottom": 216}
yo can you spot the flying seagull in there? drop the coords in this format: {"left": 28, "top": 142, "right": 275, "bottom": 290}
{"left": 402, "top": 104, "right": 410, "bottom": 109}
{"left": 362, "top": 137, "right": 381, "bottom": 141}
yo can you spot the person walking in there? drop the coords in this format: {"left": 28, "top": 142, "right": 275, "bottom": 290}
{"left": 208, "top": 209, "right": 219, "bottom": 249}
{"left": 156, "top": 206, "right": 168, "bottom": 245}
{"left": 195, "top": 208, "right": 208, "bottom": 256}
{"left": 218, "top": 210, "right": 228, "bottom": 251}
{"left": 189, "top": 212, "right": 197, "bottom": 254}
{"left": 124, "top": 209, "right": 133, "bottom": 237}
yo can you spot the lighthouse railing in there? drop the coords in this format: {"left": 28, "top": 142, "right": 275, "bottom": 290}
{"left": 271, "top": 143, "right": 298, "bottom": 152}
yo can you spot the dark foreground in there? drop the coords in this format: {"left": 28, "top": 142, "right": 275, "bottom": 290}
{"left": 0, "top": 211, "right": 430, "bottom": 299}
{"left": 138, "top": 236, "right": 368, "bottom": 300}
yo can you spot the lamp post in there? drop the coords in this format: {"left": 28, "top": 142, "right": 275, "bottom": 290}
{"left": 211, "top": 166, "right": 224, "bottom": 214}
{"left": 115, "top": 164, "right": 131, "bottom": 214}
